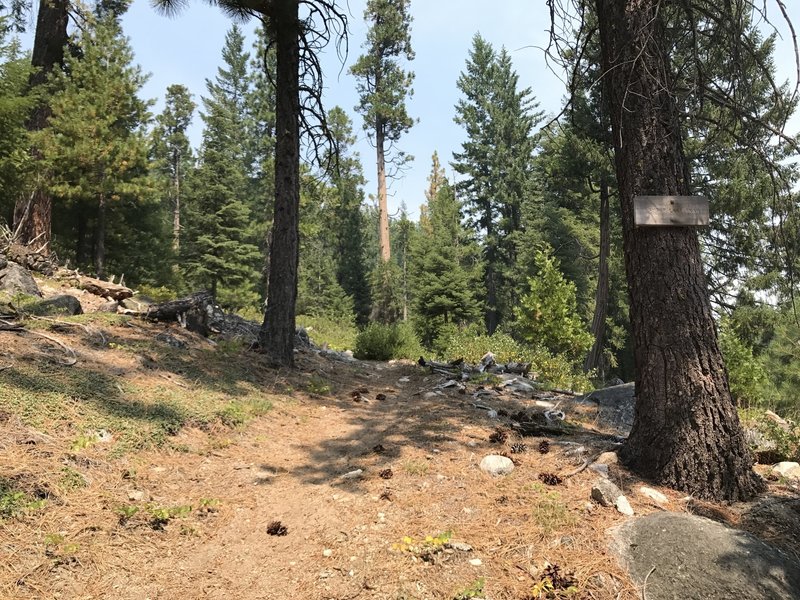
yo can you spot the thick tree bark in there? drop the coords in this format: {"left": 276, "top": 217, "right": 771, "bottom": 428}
{"left": 12, "top": 0, "right": 69, "bottom": 251}
{"left": 259, "top": 1, "right": 300, "bottom": 367}
{"left": 376, "top": 120, "right": 391, "bottom": 262}
{"left": 584, "top": 177, "right": 610, "bottom": 374}
{"left": 595, "top": 0, "right": 762, "bottom": 501}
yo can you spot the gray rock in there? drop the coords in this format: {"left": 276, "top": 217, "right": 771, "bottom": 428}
{"left": 120, "top": 296, "right": 152, "bottom": 312}
{"left": 639, "top": 486, "right": 669, "bottom": 505}
{"left": 29, "top": 294, "right": 83, "bottom": 316}
{"left": 479, "top": 455, "right": 514, "bottom": 476}
{"left": 589, "top": 463, "right": 610, "bottom": 477}
{"left": 611, "top": 512, "right": 800, "bottom": 600}
{"left": 595, "top": 451, "right": 619, "bottom": 465}
{"left": 97, "top": 300, "right": 119, "bottom": 313}
{"left": 579, "top": 383, "right": 635, "bottom": 434}
{"left": 615, "top": 495, "right": 634, "bottom": 516}
{"left": 0, "top": 261, "right": 40, "bottom": 297}
{"left": 128, "top": 489, "right": 148, "bottom": 502}
{"left": 591, "top": 478, "right": 623, "bottom": 507}
{"left": 0, "top": 255, "right": 7, "bottom": 270}
{"left": 772, "top": 462, "right": 800, "bottom": 480}
{"left": 447, "top": 541, "right": 473, "bottom": 552}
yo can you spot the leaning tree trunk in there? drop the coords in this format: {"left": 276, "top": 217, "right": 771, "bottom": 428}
{"left": 376, "top": 119, "right": 391, "bottom": 262}
{"left": 260, "top": 1, "right": 300, "bottom": 367}
{"left": 595, "top": 0, "right": 763, "bottom": 501}
{"left": 12, "top": 0, "right": 69, "bottom": 251}
{"left": 584, "top": 177, "right": 610, "bottom": 374}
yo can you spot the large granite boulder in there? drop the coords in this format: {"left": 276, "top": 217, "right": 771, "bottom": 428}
{"left": 0, "top": 261, "right": 41, "bottom": 297}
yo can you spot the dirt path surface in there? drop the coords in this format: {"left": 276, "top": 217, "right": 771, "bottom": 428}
{"left": 1, "top": 319, "right": 798, "bottom": 600}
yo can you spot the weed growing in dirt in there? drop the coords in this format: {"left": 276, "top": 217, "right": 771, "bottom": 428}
{"left": 0, "top": 478, "right": 46, "bottom": 520}
{"left": 217, "top": 398, "right": 272, "bottom": 428}
{"left": 403, "top": 460, "right": 429, "bottom": 476}
{"left": 58, "top": 467, "right": 87, "bottom": 491}
{"left": 393, "top": 531, "right": 452, "bottom": 563}
{"left": 44, "top": 533, "right": 80, "bottom": 558}
{"left": 531, "top": 484, "right": 577, "bottom": 537}
{"left": 116, "top": 505, "right": 139, "bottom": 525}
{"left": 453, "top": 577, "right": 485, "bottom": 600}
{"left": 306, "top": 375, "right": 332, "bottom": 395}
{"left": 148, "top": 504, "right": 192, "bottom": 529}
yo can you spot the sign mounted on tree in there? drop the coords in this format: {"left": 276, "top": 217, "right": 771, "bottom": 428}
{"left": 634, "top": 196, "right": 709, "bottom": 226}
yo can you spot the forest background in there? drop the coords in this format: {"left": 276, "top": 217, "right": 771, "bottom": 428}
{"left": 1, "top": 0, "right": 799, "bottom": 417}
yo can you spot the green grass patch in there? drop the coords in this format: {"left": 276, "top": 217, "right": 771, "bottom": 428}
{"left": 296, "top": 314, "right": 358, "bottom": 351}
{"left": 0, "top": 477, "right": 47, "bottom": 520}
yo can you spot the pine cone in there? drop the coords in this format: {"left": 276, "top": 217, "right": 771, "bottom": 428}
{"left": 489, "top": 428, "right": 509, "bottom": 444}
{"left": 379, "top": 468, "right": 393, "bottom": 479}
{"left": 538, "top": 472, "right": 562, "bottom": 486}
{"left": 267, "top": 520, "right": 288, "bottom": 536}
{"left": 538, "top": 440, "right": 550, "bottom": 454}
{"left": 510, "top": 442, "right": 527, "bottom": 454}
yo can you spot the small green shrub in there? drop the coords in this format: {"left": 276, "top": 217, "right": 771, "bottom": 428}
{"left": 439, "top": 327, "right": 593, "bottom": 392}
{"left": 453, "top": 578, "right": 486, "bottom": 600}
{"left": 296, "top": 314, "right": 358, "bottom": 351}
{"left": 719, "top": 319, "right": 775, "bottom": 409}
{"left": 354, "top": 322, "right": 423, "bottom": 361}
{"left": 0, "top": 478, "right": 45, "bottom": 520}
{"left": 306, "top": 375, "right": 331, "bottom": 395}
{"left": 516, "top": 246, "right": 593, "bottom": 362}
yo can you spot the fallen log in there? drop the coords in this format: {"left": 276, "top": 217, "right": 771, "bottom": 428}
{"left": 76, "top": 275, "right": 133, "bottom": 301}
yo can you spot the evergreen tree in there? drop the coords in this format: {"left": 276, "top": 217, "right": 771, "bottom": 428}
{"left": 183, "top": 25, "right": 261, "bottom": 310}
{"left": 350, "top": 0, "right": 415, "bottom": 263}
{"left": 151, "top": 84, "right": 195, "bottom": 254}
{"left": 516, "top": 246, "right": 593, "bottom": 362}
{"left": 410, "top": 152, "right": 481, "bottom": 348}
{"left": 453, "top": 35, "right": 542, "bottom": 333}
{"left": 0, "top": 26, "right": 34, "bottom": 226}
{"left": 327, "top": 106, "right": 370, "bottom": 324}
{"left": 36, "top": 11, "right": 151, "bottom": 279}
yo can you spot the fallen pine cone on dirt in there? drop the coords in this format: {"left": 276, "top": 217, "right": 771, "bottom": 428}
{"left": 538, "top": 440, "right": 550, "bottom": 454}
{"left": 266, "top": 521, "right": 288, "bottom": 536}
{"left": 379, "top": 468, "right": 394, "bottom": 479}
{"left": 489, "top": 428, "right": 509, "bottom": 444}
{"left": 510, "top": 442, "right": 527, "bottom": 453}
{"left": 538, "top": 472, "right": 562, "bottom": 486}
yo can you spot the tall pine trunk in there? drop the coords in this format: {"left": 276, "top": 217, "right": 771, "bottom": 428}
{"left": 584, "top": 177, "right": 610, "bottom": 374}
{"left": 260, "top": 1, "right": 300, "bottom": 367}
{"left": 595, "top": 0, "right": 762, "bottom": 501}
{"left": 173, "top": 151, "right": 181, "bottom": 253}
{"left": 95, "top": 193, "right": 106, "bottom": 280}
{"left": 13, "top": 0, "right": 69, "bottom": 251}
{"left": 376, "top": 120, "right": 390, "bottom": 262}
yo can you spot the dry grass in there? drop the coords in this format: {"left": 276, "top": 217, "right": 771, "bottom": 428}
{"left": 0, "top": 312, "right": 796, "bottom": 600}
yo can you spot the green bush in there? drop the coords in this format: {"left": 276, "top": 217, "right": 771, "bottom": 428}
{"left": 515, "top": 246, "right": 593, "bottom": 361}
{"left": 439, "top": 326, "right": 593, "bottom": 392}
{"left": 354, "top": 322, "right": 423, "bottom": 361}
{"left": 719, "top": 318, "right": 775, "bottom": 409}
{"left": 296, "top": 314, "right": 358, "bottom": 351}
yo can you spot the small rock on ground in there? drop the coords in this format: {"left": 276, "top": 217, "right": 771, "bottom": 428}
{"left": 479, "top": 455, "right": 514, "bottom": 476}
{"left": 614, "top": 495, "right": 634, "bottom": 516}
{"left": 772, "top": 462, "right": 800, "bottom": 480}
{"left": 591, "top": 478, "right": 622, "bottom": 507}
{"left": 639, "top": 486, "right": 669, "bottom": 504}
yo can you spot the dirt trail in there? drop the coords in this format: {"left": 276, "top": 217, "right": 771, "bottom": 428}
{"left": 3, "top": 320, "right": 797, "bottom": 600}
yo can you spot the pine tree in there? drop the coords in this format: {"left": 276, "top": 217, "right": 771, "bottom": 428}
{"left": 453, "top": 35, "right": 542, "bottom": 334}
{"left": 410, "top": 152, "right": 481, "bottom": 348}
{"left": 36, "top": 11, "right": 151, "bottom": 279}
{"left": 350, "top": 0, "right": 415, "bottom": 263}
{"left": 327, "top": 106, "right": 370, "bottom": 323}
{"left": 183, "top": 25, "right": 261, "bottom": 310}
{"left": 151, "top": 84, "right": 195, "bottom": 254}
{"left": 0, "top": 26, "right": 34, "bottom": 226}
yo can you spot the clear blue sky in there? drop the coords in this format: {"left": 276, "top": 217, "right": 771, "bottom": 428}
{"left": 17, "top": 0, "right": 800, "bottom": 219}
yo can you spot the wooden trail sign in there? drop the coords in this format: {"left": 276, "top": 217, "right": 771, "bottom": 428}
{"left": 634, "top": 196, "right": 709, "bottom": 226}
